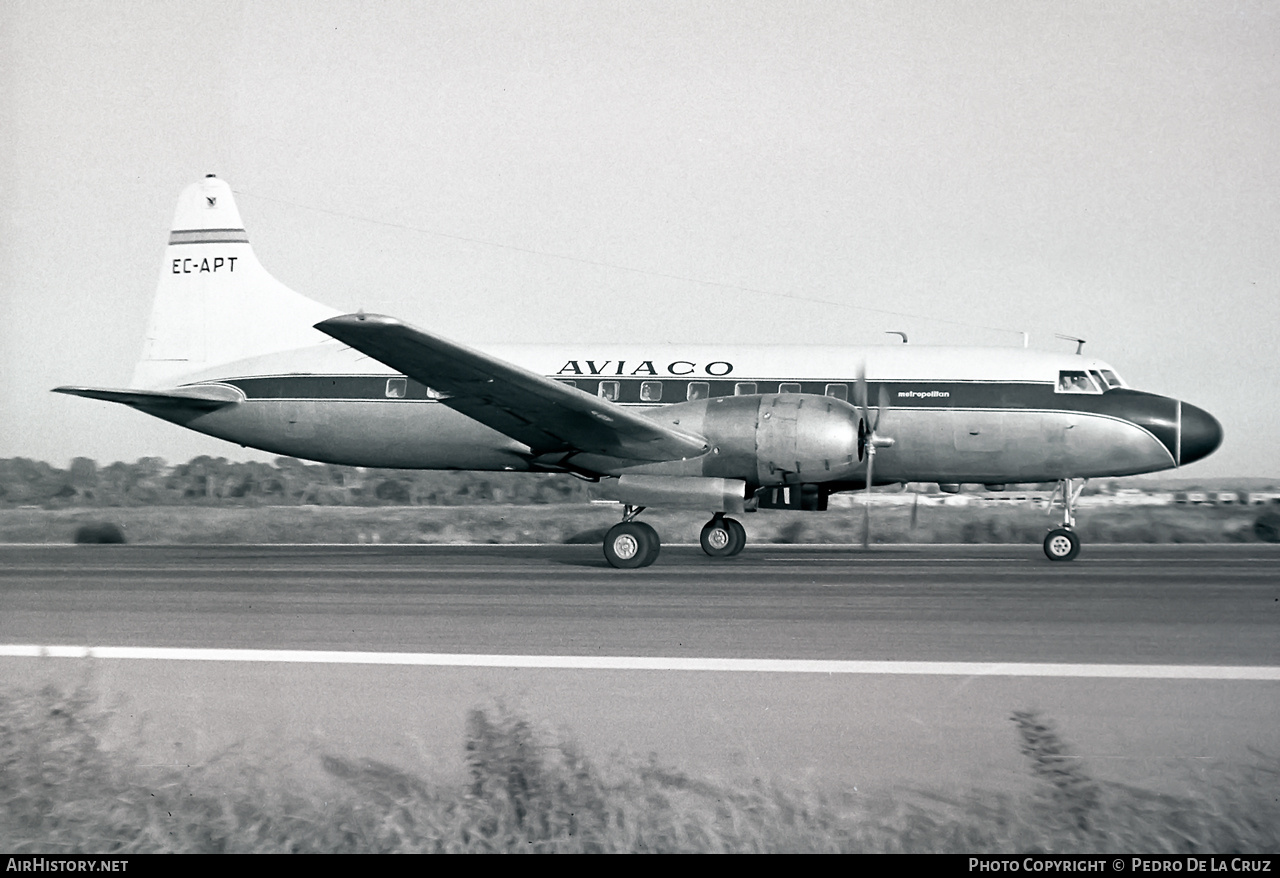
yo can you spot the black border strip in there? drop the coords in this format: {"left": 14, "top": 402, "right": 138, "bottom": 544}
{"left": 168, "top": 229, "right": 250, "bottom": 245}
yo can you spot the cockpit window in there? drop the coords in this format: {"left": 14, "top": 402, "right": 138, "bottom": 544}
{"left": 1056, "top": 370, "right": 1101, "bottom": 394}
{"left": 1098, "top": 369, "right": 1125, "bottom": 389}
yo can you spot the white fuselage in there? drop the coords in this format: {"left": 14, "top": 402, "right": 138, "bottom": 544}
{"left": 156, "top": 340, "right": 1193, "bottom": 486}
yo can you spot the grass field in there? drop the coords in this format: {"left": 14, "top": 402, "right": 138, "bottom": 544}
{"left": 0, "top": 502, "right": 1267, "bottom": 545}
{"left": 0, "top": 684, "right": 1274, "bottom": 854}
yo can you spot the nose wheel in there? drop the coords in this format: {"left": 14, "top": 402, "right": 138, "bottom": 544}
{"left": 700, "top": 515, "right": 746, "bottom": 558}
{"left": 1043, "top": 528, "right": 1081, "bottom": 562}
{"left": 1043, "top": 478, "right": 1086, "bottom": 562}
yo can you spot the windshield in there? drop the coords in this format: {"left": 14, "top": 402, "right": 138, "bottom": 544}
{"left": 1057, "top": 370, "right": 1101, "bottom": 394}
{"left": 1098, "top": 368, "right": 1125, "bottom": 388}
{"left": 1089, "top": 369, "right": 1122, "bottom": 391}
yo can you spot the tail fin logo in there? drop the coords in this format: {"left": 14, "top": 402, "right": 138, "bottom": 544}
{"left": 206, "top": 196, "right": 217, "bottom": 207}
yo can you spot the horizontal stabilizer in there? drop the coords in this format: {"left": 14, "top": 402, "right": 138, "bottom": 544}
{"left": 316, "top": 313, "right": 709, "bottom": 462}
{"left": 53, "top": 384, "right": 243, "bottom": 413}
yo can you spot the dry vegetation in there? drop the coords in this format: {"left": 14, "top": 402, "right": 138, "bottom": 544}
{"left": 0, "top": 685, "right": 1275, "bottom": 853}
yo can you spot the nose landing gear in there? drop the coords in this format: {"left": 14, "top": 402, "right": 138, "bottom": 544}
{"left": 1043, "top": 478, "right": 1085, "bottom": 562}
{"left": 1043, "top": 528, "right": 1081, "bottom": 561}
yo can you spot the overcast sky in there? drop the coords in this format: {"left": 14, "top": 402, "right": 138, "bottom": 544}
{"left": 2, "top": 2, "right": 1277, "bottom": 477}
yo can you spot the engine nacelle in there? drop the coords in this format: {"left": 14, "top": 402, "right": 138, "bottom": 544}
{"left": 595, "top": 474, "right": 746, "bottom": 513}
{"left": 649, "top": 393, "right": 864, "bottom": 487}
{"left": 753, "top": 394, "right": 863, "bottom": 486}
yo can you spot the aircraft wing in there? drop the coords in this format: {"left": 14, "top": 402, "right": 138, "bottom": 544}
{"left": 53, "top": 384, "right": 243, "bottom": 412}
{"left": 315, "top": 314, "right": 710, "bottom": 463}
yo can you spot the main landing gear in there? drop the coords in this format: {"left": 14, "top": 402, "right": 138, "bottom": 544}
{"left": 602, "top": 508, "right": 749, "bottom": 568}
{"left": 1043, "top": 478, "right": 1084, "bottom": 562}
{"left": 699, "top": 513, "right": 746, "bottom": 558}
{"left": 603, "top": 506, "right": 661, "bottom": 569}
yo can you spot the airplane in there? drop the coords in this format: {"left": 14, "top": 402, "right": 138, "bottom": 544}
{"left": 54, "top": 176, "right": 1223, "bottom": 567}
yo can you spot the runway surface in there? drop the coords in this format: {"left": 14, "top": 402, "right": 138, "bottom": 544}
{"left": 0, "top": 543, "right": 1275, "bottom": 664}
{"left": 0, "top": 543, "right": 1276, "bottom": 796}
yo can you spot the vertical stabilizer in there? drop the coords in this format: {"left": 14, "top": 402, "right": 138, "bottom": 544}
{"left": 132, "top": 176, "right": 341, "bottom": 388}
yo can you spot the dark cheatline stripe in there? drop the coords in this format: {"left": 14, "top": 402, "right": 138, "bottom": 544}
{"left": 227, "top": 376, "right": 438, "bottom": 401}
{"left": 220, "top": 376, "right": 1179, "bottom": 427}
{"left": 169, "top": 228, "right": 250, "bottom": 245}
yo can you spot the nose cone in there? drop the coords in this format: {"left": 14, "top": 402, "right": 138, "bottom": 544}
{"left": 1181, "top": 403, "right": 1223, "bottom": 465}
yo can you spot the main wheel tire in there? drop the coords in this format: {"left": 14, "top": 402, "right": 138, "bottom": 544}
{"left": 604, "top": 521, "right": 660, "bottom": 569}
{"left": 725, "top": 517, "right": 747, "bottom": 556}
{"left": 635, "top": 521, "right": 662, "bottom": 567}
{"left": 700, "top": 519, "right": 736, "bottom": 557}
{"left": 1043, "top": 528, "right": 1081, "bottom": 562}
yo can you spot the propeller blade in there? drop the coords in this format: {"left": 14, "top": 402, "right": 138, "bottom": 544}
{"left": 862, "top": 447, "right": 875, "bottom": 549}
{"left": 875, "top": 383, "right": 889, "bottom": 433}
{"left": 910, "top": 491, "right": 919, "bottom": 529}
{"left": 855, "top": 362, "right": 870, "bottom": 424}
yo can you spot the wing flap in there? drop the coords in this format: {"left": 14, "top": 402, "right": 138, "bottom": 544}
{"left": 315, "top": 314, "right": 709, "bottom": 463}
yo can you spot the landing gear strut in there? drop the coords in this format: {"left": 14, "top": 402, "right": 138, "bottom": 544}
{"left": 603, "top": 505, "right": 661, "bottom": 569}
{"left": 1043, "top": 478, "right": 1085, "bottom": 562}
{"left": 700, "top": 514, "right": 746, "bottom": 558}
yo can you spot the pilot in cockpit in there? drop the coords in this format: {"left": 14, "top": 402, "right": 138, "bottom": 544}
{"left": 1058, "top": 371, "right": 1095, "bottom": 393}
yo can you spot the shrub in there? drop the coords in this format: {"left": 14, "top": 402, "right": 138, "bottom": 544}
{"left": 1253, "top": 511, "right": 1280, "bottom": 542}
{"left": 73, "top": 522, "right": 126, "bottom": 543}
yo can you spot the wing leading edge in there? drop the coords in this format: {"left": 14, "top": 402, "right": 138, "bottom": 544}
{"left": 315, "top": 314, "right": 710, "bottom": 464}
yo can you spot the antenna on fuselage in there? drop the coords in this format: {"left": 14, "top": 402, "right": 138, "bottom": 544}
{"left": 885, "top": 331, "right": 908, "bottom": 344}
{"left": 1055, "top": 334, "right": 1086, "bottom": 355}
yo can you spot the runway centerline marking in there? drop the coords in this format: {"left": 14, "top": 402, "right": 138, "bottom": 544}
{"left": 1, "top": 645, "right": 1277, "bottom": 680}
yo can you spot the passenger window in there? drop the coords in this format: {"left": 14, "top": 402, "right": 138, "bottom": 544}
{"left": 734, "top": 382, "right": 757, "bottom": 396}
{"left": 598, "top": 381, "right": 620, "bottom": 401}
{"left": 779, "top": 382, "right": 802, "bottom": 394}
{"left": 385, "top": 378, "right": 407, "bottom": 399}
{"left": 425, "top": 386, "right": 450, "bottom": 400}
{"left": 1056, "top": 370, "right": 1100, "bottom": 394}
{"left": 687, "top": 382, "right": 709, "bottom": 401}
{"left": 560, "top": 379, "right": 577, "bottom": 388}
{"left": 825, "top": 383, "right": 849, "bottom": 401}
{"left": 640, "top": 381, "right": 663, "bottom": 402}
